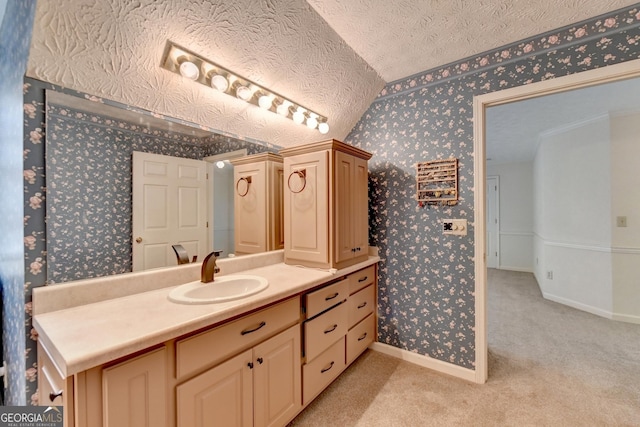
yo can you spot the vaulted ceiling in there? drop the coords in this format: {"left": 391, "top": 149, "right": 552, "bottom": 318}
{"left": 26, "top": 0, "right": 638, "bottom": 147}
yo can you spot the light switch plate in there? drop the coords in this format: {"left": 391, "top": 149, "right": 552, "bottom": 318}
{"left": 443, "top": 219, "right": 467, "bottom": 235}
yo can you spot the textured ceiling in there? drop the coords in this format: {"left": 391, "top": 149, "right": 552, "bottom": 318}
{"left": 306, "top": 0, "right": 640, "bottom": 82}
{"left": 27, "top": 1, "right": 638, "bottom": 148}
{"left": 486, "top": 76, "right": 640, "bottom": 165}
{"left": 27, "top": 0, "right": 383, "bottom": 148}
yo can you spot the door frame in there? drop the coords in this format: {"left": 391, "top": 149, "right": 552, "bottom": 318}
{"left": 486, "top": 175, "right": 500, "bottom": 269}
{"left": 472, "top": 58, "right": 640, "bottom": 384}
{"left": 204, "top": 149, "right": 247, "bottom": 252}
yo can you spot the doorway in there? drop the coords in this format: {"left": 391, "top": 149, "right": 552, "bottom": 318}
{"left": 472, "top": 58, "right": 640, "bottom": 383}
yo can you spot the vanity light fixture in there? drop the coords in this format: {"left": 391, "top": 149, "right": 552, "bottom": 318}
{"left": 161, "top": 41, "right": 330, "bottom": 133}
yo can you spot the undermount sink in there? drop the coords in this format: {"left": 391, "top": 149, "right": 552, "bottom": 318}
{"left": 168, "top": 275, "right": 269, "bottom": 305}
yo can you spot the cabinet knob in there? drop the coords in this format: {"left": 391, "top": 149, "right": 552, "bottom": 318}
{"left": 135, "top": 237, "right": 143, "bottom": 243}
{"left": 257, "top": 357, "right": 264, "bottom": 365}
{"left": 248, "top": 362, "right": 254, "bottom": 369}
{"left": 49, "top": 389, "right": 63, "bottom": 402}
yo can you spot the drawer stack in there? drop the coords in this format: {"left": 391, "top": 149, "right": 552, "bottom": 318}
{"left": 346, "top": 265, "right": 376, "bottom": 364}
{"left": 301, "top": 265, "right": 377, "bottom": 405}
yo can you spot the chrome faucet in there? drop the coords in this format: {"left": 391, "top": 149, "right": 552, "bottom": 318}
{"left": 201, "top": 250, "right": 223, "bottom": 283}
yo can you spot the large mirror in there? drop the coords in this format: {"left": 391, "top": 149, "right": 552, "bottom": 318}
{"left": 42, "top": 90, "right": 280, "bottom": 283}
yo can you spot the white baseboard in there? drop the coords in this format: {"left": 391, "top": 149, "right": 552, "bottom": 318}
{"left": 369, "top": 342, "right": 478, "bottom": 383}
{"left": 542, "top": 292, "right": 611, "bottom": 318}
{"left": 611, "top": 312, "right": 640, "bottom": 325}
{"left": 498, "top": 266, "right": 533, "bottom": 273}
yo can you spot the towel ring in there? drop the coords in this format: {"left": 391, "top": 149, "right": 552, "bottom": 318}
{"left": 236, "top": 176, "right": 252, "bottom": 197}
{"left": 287, "top": 169, "right": 306, "bottom": 193}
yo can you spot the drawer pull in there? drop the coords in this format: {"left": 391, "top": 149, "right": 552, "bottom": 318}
{"left": 320, "top": 361, "right": 335, "bottom": 374}
{"left": 241, "top": 321, "right": 266, "bottom": 335}
{"left": 357, "top": 302, "right": 367, "bottom": 309}
{"left": 49, "top": 390, "right": 63, "bottom": 402}
{"left": 325, "top": 292, "right": 339, "bottom": 301}
{"left": 357, "top": 332, "right": 368, "bottom": 341}
{"left": 324, "top": 324, "right": 338, "bottom": 334}
{"left": 358, "top": 276, "right": 368, "bottom": 282}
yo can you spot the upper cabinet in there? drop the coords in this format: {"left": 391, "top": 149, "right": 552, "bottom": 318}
{"left": 280, "top": 140, "right": 372, "bottom": 270}
{"left": 231, "top": 153, "right": 284, "bottom": 255}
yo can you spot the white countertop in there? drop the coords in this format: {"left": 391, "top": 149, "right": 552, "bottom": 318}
{"left": 33, "top": 256, "right": 379, "bottom": 377}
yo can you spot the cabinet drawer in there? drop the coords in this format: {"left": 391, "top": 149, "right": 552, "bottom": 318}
{"left": 304, "top": 303, "right": 347, "bottom": 362}
{"left": 305, "top": 278, "right": 348, "bottom": 318}
{"left": 347, "top": 284, "right": 375, "bottom": 328}
{"left": 176, "top": 297, "right": 300, "bottom": 380}
{"left": 349, "top": 265, "right": 375, "bottom": 294}
{"left": 346, "top": 314, "right": 375, "bottom": 364}
{"left": 38, "top": 344, "right": 65, "bottom": 406}
{"left": 303, "top": 337, "right": 346, "bottom": 405}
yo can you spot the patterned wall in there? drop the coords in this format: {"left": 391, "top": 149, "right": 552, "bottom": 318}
{"left": 18, "top": 3, "right": 640, "bottom": 405}
{"left": 345, "top": 6, "right": 640, "bottom": 369}
{"left": 0, "top": 0, "right": 36, "bottom": 406}
{"left": 23, "top": 77, "right": 277, "bottom": 403}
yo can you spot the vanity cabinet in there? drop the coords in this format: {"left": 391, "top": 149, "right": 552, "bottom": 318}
{"left": 177, "top": 324, "right": 301, "bottom": 427}
{"left": 35, "top": 261, "right": 377, "bottom": 427}
{"left": 102, "top": 347, "right": 168, "bottom": 427}
{"left": 280, "top": 139, "right": 372, "bottom": 270}
{"left": 231, "top": 153, "right": 284, "bottom": 255}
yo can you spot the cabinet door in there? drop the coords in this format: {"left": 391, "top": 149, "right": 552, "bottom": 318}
{"left": 334, "top": 150, "right": 356, "bottom": 264}
{"left": 253, "top": 324, "right": 301, "bottom": 427}
{"left": 352, "top": 156, "right": 369, "bottom": 256}
{"left": 235, "top": 162, "right": 267, "bottom": 254}
{"left": 177, "top": 349, "right": 253, "bottom": 427}
{"left": 334, "top": 152, "right": 369, "bottom": 265}
{"left": 284, "top": 150, "right": 329, "bottom": 266}
{"left": 102, "top": 347, "right": 167, "bottom": 427}
{"left": 268, "top": 163, "right": 285, "bottom": 251}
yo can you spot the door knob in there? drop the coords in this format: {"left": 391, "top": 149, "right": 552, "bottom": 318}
{"left": 135, "top": 237, "right": 142, "bottom": 243}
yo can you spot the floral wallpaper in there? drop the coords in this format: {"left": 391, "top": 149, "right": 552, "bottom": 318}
{"left": 23, "top": 77, "right": 278, "bottom": 404}
{"left": 16, "top": 3, "right": 640, "bottom": 406}
{"left": 0, "top": 0, "right": 36, "bottom": 406}
{"left": 345, "top": 5, "right": 640, "bottom": 369}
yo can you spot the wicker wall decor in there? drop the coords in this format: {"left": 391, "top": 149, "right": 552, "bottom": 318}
{"left": 416, "top": 158, "right": 458, "bottom": 206}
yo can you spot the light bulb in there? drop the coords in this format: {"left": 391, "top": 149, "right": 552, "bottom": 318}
{"left": 306, "top": 116, "right": 318, "bottom": 129}
{"left": 276, "top": 101, "right": 290, "bottom": 116}
{"left": 210, "top": 74, "right": 229, "bottom": 92}
{"left": 216, "top": 161, "right": 225, "bottom": 169}
{"left": 179, "top": 61, "right": 199, "bottom": 80}
{"left": 318, "top": 122, "right": 329, "bottom": 134}
{"left": 258, "top": 94, "right": 273, "bottom": 109}
{"left": 236, "top": 85, "right": 252, "bottom": 101}
{"left": 292, "top": 110, "right": 305, "bottom": 124}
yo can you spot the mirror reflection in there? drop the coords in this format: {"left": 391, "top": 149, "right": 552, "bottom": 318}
{"left": 43, "top": 90, "right": 281, "bottom": 283}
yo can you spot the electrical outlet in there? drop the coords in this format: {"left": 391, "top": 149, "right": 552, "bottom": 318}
{"left": 547, "top": 271, "right": 553, "bottom": 280}
{"left": 443, "top": 219, "right": 467, "bottom": 236}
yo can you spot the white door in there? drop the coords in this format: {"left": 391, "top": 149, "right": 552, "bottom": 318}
{"left": 132, "top": 151, "right": 208, "bottom": 271}
{"left": 486, "top": 176, "right": 499, "bottom": 269}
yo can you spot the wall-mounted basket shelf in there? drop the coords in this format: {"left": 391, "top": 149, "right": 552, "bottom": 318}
{"left": 416, "top": 158, "right": 458, "bottom": 206}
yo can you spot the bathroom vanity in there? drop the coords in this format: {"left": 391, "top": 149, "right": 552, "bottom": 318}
{"left": 33, "top": 251, "right": 378, "bottom": 427}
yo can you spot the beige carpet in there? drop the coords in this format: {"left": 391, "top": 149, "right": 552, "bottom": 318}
{"left": 289, "top": 269, "right": 640, "bottom": 426}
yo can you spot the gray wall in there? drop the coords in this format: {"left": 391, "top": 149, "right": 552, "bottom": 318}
{"left": 0, "top": 0, "right": 36, "bottom": 406}
{"left": 345, "top": 6, "right": 640, "bottom": 368}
